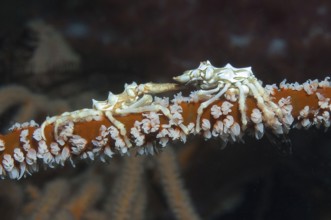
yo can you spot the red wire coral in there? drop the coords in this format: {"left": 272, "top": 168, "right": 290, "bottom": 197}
{"left": 0, "top": 61, "right": 330, "bottom": 180}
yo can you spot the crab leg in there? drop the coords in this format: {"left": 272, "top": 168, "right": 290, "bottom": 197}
{"left": 246, "top": 81, "right": 279, "bottom": 129}
{"left": 196, "top": 83, "right": 230, "bottom": 133}
{"left": 235, "top": 81, "right": 249, "bottom": 130}
{"left": 117, "top": 99, "right": 189, "bottom": 135}
{"left": 104, "top": 111, "right": 132, "bottom": 147}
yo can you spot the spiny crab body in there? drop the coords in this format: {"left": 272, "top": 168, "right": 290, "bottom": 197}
{"left": 92, "top": 82, "right": 179, "bottom": 112}
{"left": 174, "top": 61, "right": 254, "bottom": 89}
{"left": 173, "top": 60, "right": 283, "bottom": 132}
{"left": 41, "top": 81, "right": 189, "bottom": 148}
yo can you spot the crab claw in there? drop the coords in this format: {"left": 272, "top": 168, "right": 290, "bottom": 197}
{"left": 173, "top": 71, "right": 191, "bottom": 83}
{"left": 141, "top": 83, "right": 180, "bottom": 94}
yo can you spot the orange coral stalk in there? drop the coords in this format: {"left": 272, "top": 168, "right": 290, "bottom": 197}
{"left": 0, "top": 63, "right": 330, "bottom": 180}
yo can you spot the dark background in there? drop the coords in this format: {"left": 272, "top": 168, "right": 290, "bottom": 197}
{"left": 0, "top": 0, "right": 331, "bottom": 219}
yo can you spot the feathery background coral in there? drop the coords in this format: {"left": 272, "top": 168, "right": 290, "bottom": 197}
{"left": 0, "top": 0, "right": 331, "bottom": 219}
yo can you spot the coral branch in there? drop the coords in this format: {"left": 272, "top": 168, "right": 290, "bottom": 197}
{"left": 0, "top": 62, "right": 331, "bottom": 180}
{"left": 105, "top": 157, "right": 144, "bottom": 220}
{"left": 157, "top": 148, "right": 201, "bottom": 220}
{"left": 31, "top": 179, "right": 69, "bottom": 220}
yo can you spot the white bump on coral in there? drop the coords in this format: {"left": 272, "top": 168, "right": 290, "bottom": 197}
{"left": 32, "top": 128, "right": 42, "bottom": 142}
{"left": 211, "top": 105, "right": 222, "bottom": 119}
{"left": 172, "top": 92, "right": 189, "bottom": 104}
{"left": 154, "top": 96, "right": 170, "bottom": 107}
{"left": 26, "top": 149, "right": 37, "bottom": 165}
{"left": 13, "top": 148, "right": 25, "bottom": 163}
{"left": 156, "top": 128, "right": 170, "bottom": 147}
{"left": 212, "top": 121, "right": 223, "bottom": 137}
{"left": 319, "top": 77, "right": 331, "bottom": 88}
{"left": 303, "top": 79, "right": 318, "bottom": 95}
{"left": 299, "top": 106, "right": 310, "bottom": 118}
{"left": 279, "top": 79, "right": 288, "bottom": 89}
{"left": 103, "top": 146, "right": 115, "bottom": 159}
{"left": 230, "top": 122, "right": 241, "bottom": 141}
{"left": 70, "top": 135, "right": 88, "bottom": 155}
{"left": 296, "top": 106, "right": 311, "bottom": 129}
{"left": 0, "top": 139, "right": 5, "bottom": 151}
{"left": 223, "top": 115, "right": 234, "bottom": 134}
{"left": 201, "top": 119, "right": 212, "bottom": 139}
{"left": 255, "top": 123, "right": 264, "bottom": 139}
{"left": 264, "top": 84, "right": 278, "bottom": 95}
{"left": 8, "top": 122, "right": 21, "bottom": 131}
{"left": 37, "top": 140, "right": 49, "bottom": 156}
{"left": 168, "top": 128, "right": 181, "bottom": 140}
{"left": 316, "top": 92, "right": 330, "bottom": 109}
{"left": 60, "top": 147, "right": 71, "bottom": 166}
{"left": 251, "top": 108, "right": 263, "bottom": 124}
{"left": 2, "top": 154, "right": 14, "bottom": 172}
{"left": 189, "top": 91, "right": 201, "bottom": 103}
{"left": 131, "top": 126, "right": 145, "bottom": 147}
{"left": 224, "top": 88, "right": 238, "bottom": 102}
{"left": 278, "top": 97, "right": 294, "bottom": 131}
{"left": 221, "top": 101, "right": 233, "bottom": 115}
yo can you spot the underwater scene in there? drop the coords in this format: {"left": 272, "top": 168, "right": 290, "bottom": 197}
{"left": 0, "top": 0, "right": 331, "bottom": 219}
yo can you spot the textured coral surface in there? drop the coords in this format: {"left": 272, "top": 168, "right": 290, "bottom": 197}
{"left": 0, "top": 0, "right": 331, "bottom": 220}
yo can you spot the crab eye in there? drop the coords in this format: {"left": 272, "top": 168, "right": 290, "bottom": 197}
{"left": 127, "top": 88, "right": 136, "bottom": 97}
{"left": 204, "top": 67, "right": 213, "bottom": 80}
{"left": 189, "top": 69, "right": 199, "bottom": 78}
